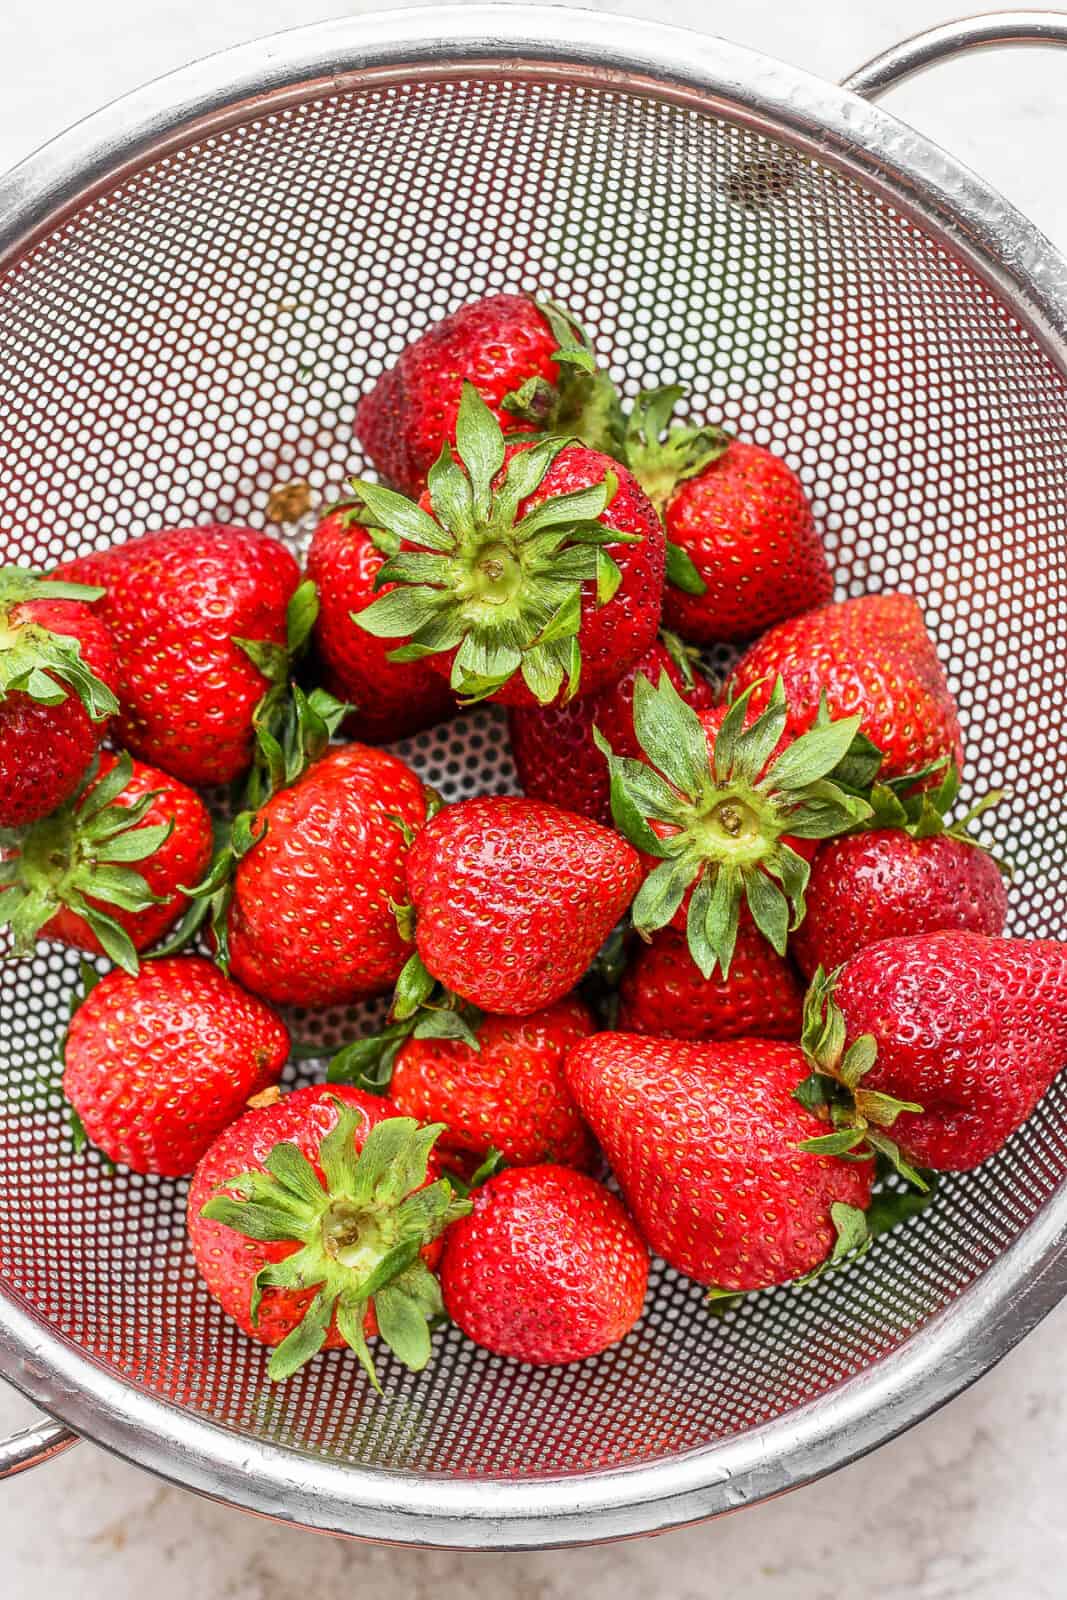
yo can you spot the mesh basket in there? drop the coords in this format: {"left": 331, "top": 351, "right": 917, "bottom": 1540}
{"left": 2, "top": 5, "right": 1067, "bottom": 1548}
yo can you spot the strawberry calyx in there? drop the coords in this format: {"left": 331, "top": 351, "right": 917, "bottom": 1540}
{"left": 351, "top": 383, "right": 641, "bottom": 705}
{"left": 0, "top": 752, "right": 171, "bottom": 974}
{"left": 326, "top": 986, "right": 484, "bottom": 1096}
{"left": 597, "top": 672, "right": 873, "bottom": 977}
{"left": 500, "top": 297, "right": 627, "bottom": 461}
{"left": 200, "top": 1101, "right": 470, "bottom": 1385}
{"left": 623, "top": 381, "right": 730, "bottom": 524}
{"left": 851, "top": 756, "right": 1008, "bottom": 861}
{"left": 0, "top": 567, "right": 117, "bottom": 721}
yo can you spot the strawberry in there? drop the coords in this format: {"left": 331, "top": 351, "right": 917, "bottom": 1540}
{"left": 598, "top": 670, "right": 870, "bottom": 977}
{"left": 57, "top": 524, "right": 301, "bottom": 786}
{"left": 800, "top": 933, "right": 1067, "bottom": 1173}
{"left": 618, "top": 923, "right": 804, "bottom": 1041}
{"left": 401, "top": 795, "right": 642, "bottom": 1016}
{"left": 64, "top": 955, "right": 289, "bottom": 1176}
{"left": 439, "top": 1165, "right": 648, "bottom": 1364}
{"left": 1, "top": 751, "right": 212, "bottom": 973}
{"left": 355, "top": 294, "right": 623, "bottom": 497}
{"left": 508, "top": 634, "right": 715, "bottom": 824}
{"left": 726, "top": 593, "right": 964, "bottom": 783}
{"left": 0, "top": 568, "right": 118, "bottom": 827}
{"left": 623, "top": 388, "right": 832, "bottom": 642}
{"left": 565, "top": 1033, "right": 874, "bottom": 1291}
{"left": 188, "top": 1084, "right": 469, "bottom": 1383}
{"left": 306, "top": 507, "right": 457, "bottom": 743}
{"left": 351, "top": 385, "right": 664, "bottom": 708}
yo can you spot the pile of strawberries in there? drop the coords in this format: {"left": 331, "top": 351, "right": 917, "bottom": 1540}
{"left": 4, "top": 291, "right": 1067, "bottom": 1388}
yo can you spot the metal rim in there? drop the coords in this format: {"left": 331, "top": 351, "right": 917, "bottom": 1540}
{"left": 3, "top": 3, "right": 1067, "bottom": 1548}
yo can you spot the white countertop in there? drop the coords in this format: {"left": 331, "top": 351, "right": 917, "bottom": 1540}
{"left": 3, "top": 1, "right": 1066, "bottom": 1594}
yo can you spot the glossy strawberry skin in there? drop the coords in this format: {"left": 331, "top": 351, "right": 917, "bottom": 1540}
{"left": 833, "top": 932, "right": 1067, "bottom": 1171}
{"left": 440, "top": 1165, "right": 649, "bottom": 1364}
{"left": 65, "top": 956, "right": 289, "bottom": 1176}
{"left": 405, "top": 796, "right": 643, "bottom": 1015}
{"left": 188, "top": 1085, "right": 442, "bottom": 1347}
{"left": 227, "top": 743, "right": 426, "bottom": 1007}
{"left": 390, "top": 997, "right": 596, "bottom": 1169}
{"left": 662, "top": 441, "right": 832, "bottom": 643}
{"left": 57, "top": 525, "right": 300, "bottom": 786}
{"left": 355, "top": 294, "right": 561, "bottom": 497}
{"left": 566, "top": 1033, "right": 874, "bottom": 1290}
{"left": 618, "top": 924, "right": 804, "bottom": 1042}
{"left": 508, "top": 639, "right": 715, "bottom": 824}
{"left": 726, "top": 593, "right": 964, "bottom": 783}
{"left": 791, "top": 831, "right": 1008, "bottom": 979}
{"left": 307, "top": 510, "right": 457, "bottom": 742}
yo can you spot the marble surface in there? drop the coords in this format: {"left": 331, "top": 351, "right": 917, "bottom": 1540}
{"left": 2, "top": 1, "right": 1066, "bottom": 1594}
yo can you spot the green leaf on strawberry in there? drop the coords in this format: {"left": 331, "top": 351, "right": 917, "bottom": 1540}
{"left": 0, "top": 567, "right": 118, "bottom": 721}
{"left": 622, "top": 384, "right": 730, "bottom": 516}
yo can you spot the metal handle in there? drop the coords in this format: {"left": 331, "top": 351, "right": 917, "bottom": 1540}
{"left": 843, "top": 10, "right": 1067, "bottom": 99}
{"left": 0, "top": 1413, "right": 78, "bottom": 1480}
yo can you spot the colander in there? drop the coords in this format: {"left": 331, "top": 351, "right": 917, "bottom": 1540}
{"left": 3, "top": 3, "right": 1067, "bottom": 1550}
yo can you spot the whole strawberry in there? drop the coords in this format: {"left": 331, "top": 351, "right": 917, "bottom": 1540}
{"left": 64, "top": 955, "right": 289, "bottom": 1175}
{"left": 726, "top": 592, "right": 964, "bottom": 783}
{"left": 225, "top": 743, "right": 428, "bottom": 1007}
{"left": 353, "top": 385, "right": 664, "bottom": 707}
{"left": 402, "top": 795, "right": 642, "bottom": 1015}
{"left": 440, "top": 1165, "right": 648, "bottom": 1364}
{"left": 0, "top": 568, "right": 118, "bottom": 827}
{"left": 623, "top": 389, "right": 832, "bottom": 642}
{"left": 618, "top": 923, "right": 804, "bottom": 1042}
{"left": 508, "top": 634, "right": 714, "bottom": 824}
{"left": 57, "top": 525, "right": 300, "bottom": 786}
{"left": 189, "top": 1084, "right": 468, "bottom": 1383}
{"left": 355, "top": 293, "right": 623, "bottom": 497}
{"left": 1, "top": 751, "right": 212, "bottom": 973}
{"left": 565, "top": 1033, "right": 873, "bottom": 1291}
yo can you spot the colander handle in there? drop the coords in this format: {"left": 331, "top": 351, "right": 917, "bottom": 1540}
{"left": 842, "top": 10, "right": 1067, "bottom": 97}
{"left": 0, "top": 1413, "right": 78, "bottom": 1479}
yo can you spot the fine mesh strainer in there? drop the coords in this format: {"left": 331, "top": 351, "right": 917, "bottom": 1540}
{"left": 2, "top": 4, "right": 1067, "bottom": 1550}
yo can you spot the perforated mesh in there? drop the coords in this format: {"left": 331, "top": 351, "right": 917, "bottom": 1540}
{"left": 2, "top": 72, "right": 1067, "bottom": 1481}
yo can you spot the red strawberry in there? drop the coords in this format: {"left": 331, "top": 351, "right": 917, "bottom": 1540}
{"left": 618, "top": 923, "right": 804, "bottom": 1041}
{"left": 355, "top": 294, "right": 623, "bottom": 497}
{"left": 623, "top": 390, "right": 832, "bottom": 642}
{"left": 225, "top": 743, "right": 428, "bottom": 1007}
{"left": 0, "top": 568, "right": 118, "bottom": 827}
{"left": 388, "top": 997, "right": 596, "bottom": 1169}
{"left": 65, "top": 955, "right": 289, "bottom": 1175}
{"left": 1, "top": 751, "right": 212, "bottom": 973}
{"left": 306, "top": 508, "right": 457, "bottom": 743}
{"left": 57, "top": 525, "right": 300, "bottom": 786}
{"left": 352, "top": 385, "right": 664, "bottom": 708}
{"left": 440, "top": 1165, "right": 648, "bottom": 1363}
{"left": 805, "top": 933, "right": 1067, "bottom": 1173}
{"left": 508, "top": 635, "right": 715, "bottom": 824}
{"left": 565, "top": 1033, "right": 874, "bottom": 1291}
{"left": 403, "top": 795, "right": 642, "bottom": 1015}
{"left": 726, "top": 593, "right": 964, "bottom": 783}
{"left": 188, "top": 1084, "right": 468, "bottom": 1383}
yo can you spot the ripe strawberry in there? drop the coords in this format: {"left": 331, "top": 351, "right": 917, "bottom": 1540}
{"left": 565, "top": 1033, "right": 874, "bottom": 1291}
{"left": 64, "top": 955, "right": 289, "bottom": 1175}
{"left": 0, "top": 568, "right": 118, "bottom": 827}
{"left": 57, "top": 524, "right": 300, "bottom": 786}
{"left": 306, "top": 507, "right": 457, "bottom": 742}
{"left": 618, "top": 923, "right": 804, "bottom": 1041}
{"left": 355, "top": 294, "right": 623, "bottom": 497}
{"left": 803, "top": 933, "right": 1067, "bottom": 1173}
{"left": 440, "top": 1165, "right": 648, "bottom": 1364}
{"left": 188, "top": 1084, "right": 468, "bottom": 1383}
{"left": 352, "top": 385, "right": 664, "bottom": 707}
{"left": 623, "top": 389, "right": 832, "bottom": 642}
{"left": 726, "top": 593, "right": 964, "bottom": 783}
{"left": 1, "top": 751, "right": 212, "bottom": 973}
{"left": 224, "top": 743, "right": 428, "bottom": 1007}
{"left": 402, "top": 795, "right": 642, "bottom": 1015}
{"left": 508, "top": 634, "right": 715, "bottom": 824}
{"left": 387, "top": 997, "right": 596, "bottom": 1169}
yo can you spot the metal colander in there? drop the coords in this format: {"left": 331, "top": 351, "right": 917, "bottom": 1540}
{"left": 3, "top": 3, "right": 1067, "bottom": 1549}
